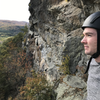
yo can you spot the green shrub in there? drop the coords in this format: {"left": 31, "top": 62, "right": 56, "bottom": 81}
{"left": 0, "top": 26, "right": 29, "bottom": 99}
{"left": 19, "top": 70, "right": 56, "bottom": 100}
{"left": 60, "top": 55, "right": 70, "bottom": 75}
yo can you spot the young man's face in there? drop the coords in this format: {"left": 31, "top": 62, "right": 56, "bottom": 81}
{"left": 81, "top": 28, "right": 97, "bottom": 56}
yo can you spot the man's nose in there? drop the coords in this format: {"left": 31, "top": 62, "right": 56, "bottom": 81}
{"left": 81, "top": 37, "right": 87, "bottom": 44}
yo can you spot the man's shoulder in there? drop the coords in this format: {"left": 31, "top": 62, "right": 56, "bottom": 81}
{"left": 90, "top": 58, "right": 99, "bottom": 66}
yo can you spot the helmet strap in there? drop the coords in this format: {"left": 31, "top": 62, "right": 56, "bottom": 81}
{"left": 84, "top": 56, "right": 92, "bottom": 74}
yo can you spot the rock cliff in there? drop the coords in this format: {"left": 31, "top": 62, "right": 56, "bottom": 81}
{"left": 24, "top": 0, "right": 100, "bottom": 99}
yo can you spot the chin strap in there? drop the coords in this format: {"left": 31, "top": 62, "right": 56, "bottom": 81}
{"left": 84, "top": 56, "right": 92, "bottom": 74}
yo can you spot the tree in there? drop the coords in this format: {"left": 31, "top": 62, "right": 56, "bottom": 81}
{"left": 19, "top": 70, "right": 56, "bottom": 100}
{"left": 0, "top": 25, "right": 31, "bottom": 99}
{"left": 20, "top": 24, "right": 28, "bottom": 34}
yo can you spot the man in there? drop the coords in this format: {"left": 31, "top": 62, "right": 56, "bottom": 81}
{"left": 81, "top": 11, "right": 100, "bottom": 100}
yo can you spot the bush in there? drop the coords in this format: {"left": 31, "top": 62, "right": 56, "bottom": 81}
{"left": 19, "top": 70, "right": 56, "bottom": 100}
{"left": 0, "top": 26, "right": 30, "bottom": 99}
{"left": 59, "top": 55, "right": 70, "bottom": 75}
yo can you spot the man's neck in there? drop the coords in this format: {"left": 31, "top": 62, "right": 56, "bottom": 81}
{"left": 95, "top": 55, "right": 100, "bottom": 63}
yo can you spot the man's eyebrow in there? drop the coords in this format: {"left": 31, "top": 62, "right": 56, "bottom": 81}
{"left": 86, "top": 32, "right": 93, "bottom": 34}
{"left": 83, "top": 32, "right": 93, "bottom": 35}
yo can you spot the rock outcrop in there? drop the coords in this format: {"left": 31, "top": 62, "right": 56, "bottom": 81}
{"left": 24, "top": 0, "right": 100, "bottom": 99}
{"left": 55, "top": 75, "right": 87, "bottom": 100}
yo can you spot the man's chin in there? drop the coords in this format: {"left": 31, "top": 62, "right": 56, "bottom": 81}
{"left": 85, "top": 51, "right": 92, "bottom": 55}
{"left": 85, "top": 53, "right": 94, "bottom": 57}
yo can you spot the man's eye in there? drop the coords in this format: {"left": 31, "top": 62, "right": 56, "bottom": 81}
{"left": 87, "top": 34, "right": 91, "bottom": 37}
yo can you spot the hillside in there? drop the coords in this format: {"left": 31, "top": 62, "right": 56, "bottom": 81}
{"left": 0, "top": 20, "right": 28, "bottom": 41}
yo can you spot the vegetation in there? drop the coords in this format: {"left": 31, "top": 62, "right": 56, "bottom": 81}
{"left": 0, "top": 25, "right": 56, "bottom": 100}
{"left": 59, "top": 55, "right": 70, "bottom": 75}
{"left": 0, "top": 20, "right": 28, "bottom": 41}
{"left": 0, "top": 25, "right": 29, "bottom": 99}
{"left": 19, "top": 70, "right": 56, "bottom": 100}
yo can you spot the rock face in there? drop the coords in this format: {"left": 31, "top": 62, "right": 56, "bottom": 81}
{"left": 55, "top": 75, "right": 87, "bottom": 100}
{"left": 27, "top": 0, "right": 87, "bottom": 78}
{"left": 25, "top": 0, "right": 100, "bottom": 99}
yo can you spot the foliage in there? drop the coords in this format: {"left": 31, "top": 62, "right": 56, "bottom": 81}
{"left": 19, "top": 70, "right": 56, "bottom": 100}
{"left": 2, "top": 25, "right": 28, "bottom": 49}
{"left": 4, "top": 50, "right": 32, "bottom": 96}
{"left": 0, "top": 20, "right": 28, "bottom": 42}
{"left": 0, "top": 25, "right": 30, "bottom": 99}
{"left": 21, "top": 24, "right": 28, "bottom": 34}
{"left": 0, "top": 25, "right": 56, "bottom": 100}
{"left": 59, "top": 55, "right": 70, "bottom": 75}
{"left": 0, "top": 26, "right": 24, "bottom": 41}
{"left": 0, "top": 51, "right": 29, "bottom": 99}
{"left": 0, "top": 64, "right": 8, "bottom": 99}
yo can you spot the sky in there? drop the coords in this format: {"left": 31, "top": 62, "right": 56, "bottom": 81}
{"left": 0, "top": 0, "right": 30, "bottom": 22}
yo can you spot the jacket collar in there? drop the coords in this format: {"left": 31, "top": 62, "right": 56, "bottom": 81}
{"left": 90, "top": 58, "right": 99, "bottom": 66}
